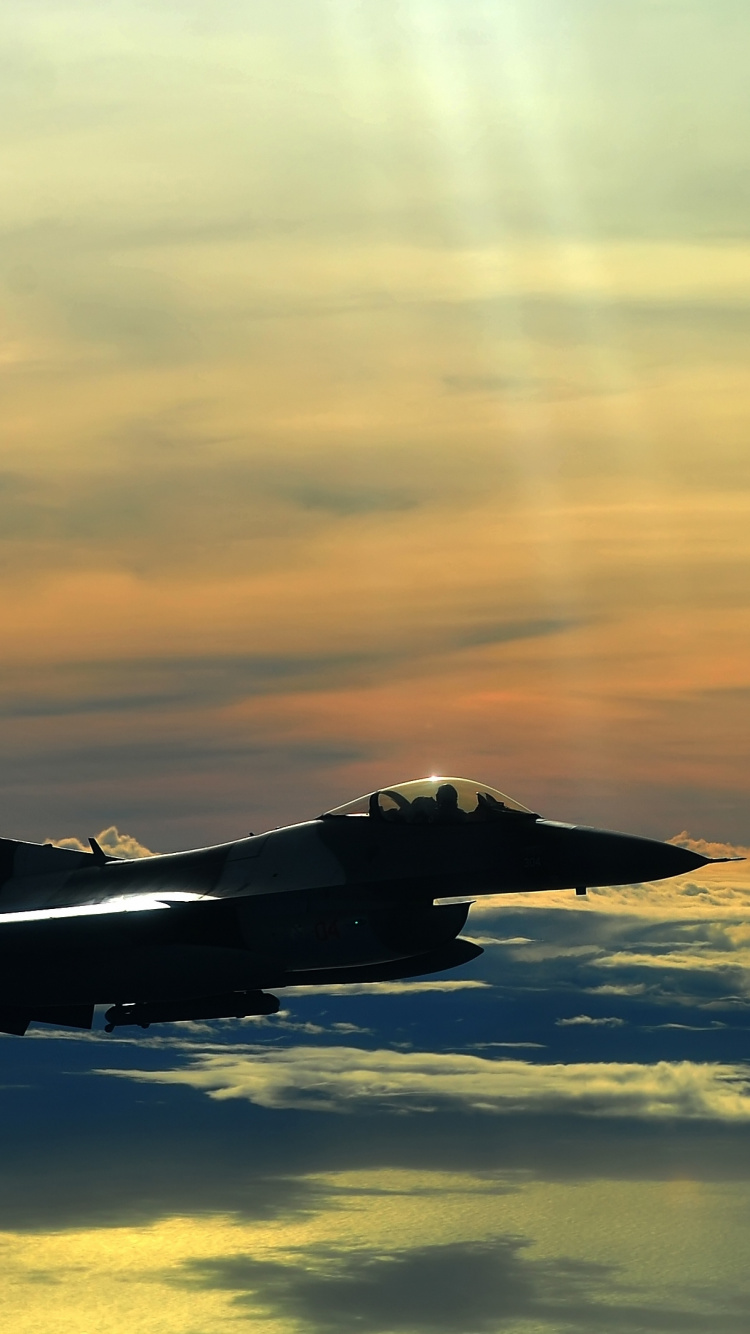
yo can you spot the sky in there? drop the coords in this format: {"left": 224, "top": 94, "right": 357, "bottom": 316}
{"left": 1, "top": 0, "right": 750, "bottom": 1329}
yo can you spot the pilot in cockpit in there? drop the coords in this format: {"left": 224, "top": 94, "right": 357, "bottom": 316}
{"left": 435, "top": 783, "right": 466, "bottom": 822}
{"left": 364, "top": 779, "right": 521, "bottom": 825}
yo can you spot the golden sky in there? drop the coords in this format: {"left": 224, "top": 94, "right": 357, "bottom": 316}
{"left": 2, "top": 0, "right": 749, "bottom": 848}
{"left": 2, "top": 5, "right": 750, "bottom": 1330}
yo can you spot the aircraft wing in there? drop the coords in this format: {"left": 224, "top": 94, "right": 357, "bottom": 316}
{"left": 0, "top": 836, "right": 232, "bottom": 913}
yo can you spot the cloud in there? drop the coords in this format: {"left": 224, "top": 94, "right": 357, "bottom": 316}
{"left": 470, "top": 1042, "right": 546, "bottom": 1050}
{"left": 556, "top": 1016, "right": 625, "bottom": 1028}
{"left": 450, "top": 618, "right": 577, "bottom": 650}
{"left": 442, "top": 370, "right": 627, "bottom": 403}
{"left": 470, "top": 856, "right": 750, "bottom": 920}
{"left": 467, "top": 935, "right": 535, "bottom": 945}
{"left": 97, "top": 1045, "right": 750, "bottom": 1121}
{"left": 172, "top": 1235, "right": 747, "bottom": 1334}
{"left": 279, "top": 482, "right": 420, "bottom": 516}
{"left": 51, "top": 825, "right": 153, "bottom": 858}
{"left": 670, "top": 832, "right": 750, "bottom": 860}
{"left": 0, "top": 1142, "right": 327, "bottom": 1233}
{"left": 283, "top": 982, "right": 490, "bottom": 997}
{"left": 0, "top": 613, "right": 578, "bottom": 721}
{"left": 587, "top": 984, "right": 647, "bottom": 998}
{"left": 470, "top": 896, "right": 750, "bottom": 1014}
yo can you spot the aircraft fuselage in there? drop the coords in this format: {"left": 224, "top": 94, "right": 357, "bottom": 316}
{"left": 0, "top": 776, "right": 722, "bottom": 1033}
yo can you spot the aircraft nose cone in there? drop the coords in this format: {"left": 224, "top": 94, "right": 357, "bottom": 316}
{"left": 641, "top": 840, "right": 710, "bottom": 879}
{"left": 571, "top": 829, "right": 711, "bottom": 887}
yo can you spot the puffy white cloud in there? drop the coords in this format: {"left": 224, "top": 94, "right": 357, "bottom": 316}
{"left": 98, "top": 1046, "right": 750, "bottom": 1121}
{"left": 669, "top": 832, "right": 750, "bottom": 860}
{"left": 52, "top": 826, "right": 154, "bottom": 858}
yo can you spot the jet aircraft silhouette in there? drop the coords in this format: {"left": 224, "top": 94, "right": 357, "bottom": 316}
{"left": 0, "top": 776, "right": 733, "bottom": 1035}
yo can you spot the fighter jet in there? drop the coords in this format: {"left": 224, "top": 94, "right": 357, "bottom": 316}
{"left": 0, "top": 776, "right": 734, "bottom": 1035}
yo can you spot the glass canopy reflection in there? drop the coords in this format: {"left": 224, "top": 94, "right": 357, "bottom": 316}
{"left": 324, "top": 776, "right": 537, "bottom": 824}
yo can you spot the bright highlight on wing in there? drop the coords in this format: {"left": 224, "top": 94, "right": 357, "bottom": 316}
{"left": 0, "top": 891, "right": 207, "bottom": 926}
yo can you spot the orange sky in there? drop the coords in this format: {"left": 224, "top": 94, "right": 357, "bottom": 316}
{"left": 3, "top": 9, "right": 750, "bottom": 1334}
{"left": 1, "top": 1, "right": 749, "bottom": 849}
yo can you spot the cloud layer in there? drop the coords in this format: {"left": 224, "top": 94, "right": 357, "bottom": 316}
{"left": 174, "top": 1233, "right": 750, "bottom": 1334}
{"left": 99, "top": 1044, "right": 750, "bottom": 1121}
{"left": 52, "top": 825, "right": 153, "bottom": 858}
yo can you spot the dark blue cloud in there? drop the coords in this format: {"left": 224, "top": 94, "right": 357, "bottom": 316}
{"left": 172, "top": 1236, "right": 748, "bottom": 1333}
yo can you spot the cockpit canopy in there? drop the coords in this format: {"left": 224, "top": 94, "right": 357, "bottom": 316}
{"left": 323, "top": 776, "right": 537, "bottom": 825}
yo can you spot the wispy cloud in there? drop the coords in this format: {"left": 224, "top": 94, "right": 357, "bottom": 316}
{"left": 0, "top": 615, "right": 577, "bottom": 721}
{"left": 98, "top": 1045, "right": 750, "bottom": 1121}
{"left": 282, "top": 981, "right": 490, "bottom": 997}
{"left": 555, "top": 1015, "right": 625, "bottom": 1028}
